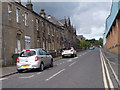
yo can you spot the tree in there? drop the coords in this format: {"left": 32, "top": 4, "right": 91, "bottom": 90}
{"left": 98, "top": 38, "right": 103, "bottom": 46}
{"left": 80, "top": 40, "right": 91, "bottom": 50}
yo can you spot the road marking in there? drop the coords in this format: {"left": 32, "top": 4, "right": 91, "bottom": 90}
{"left": 100, "top": 49, "right": 114, "bottom": 89}
{"left": 69, "top": 61, "right": 77, "bottom": 67}
{"left": 109, "top": 61, "right": 116, "bottom": 65}
{"left": 19, "top": 75, "right": 34, "bottom": 79}
{"left": 37, "top": 72, "right": 42, "bottom": 75}
{"left": 101, "top": 52, "right": 114, "bottom": 88}
{"left": 45, "top": 69, "right": 65, "bottom": 81}
{"left": 103, "top": 52, "right": 120, "bottom": 86}
{"left": 74, "top": 57, "right": 78, "bottom": 59}
{"left": 79, "top": 55, "right": 81, "bottom": 56}
{"left": 67, "top": 59, "right": 73, "bottom": 62}
{"left": 59, "top": 59, "right": 68, "bottom": 62}
{"left": 0, "top": 78, "right": 7, "bottom": 81}
{"left": 100, "top": 50, "right": 108, "bottom": 88}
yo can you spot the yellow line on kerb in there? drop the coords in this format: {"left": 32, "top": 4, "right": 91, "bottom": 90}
{"left": 0, "top": 78, "right": 7, "bottom": 81}
{"left": 100, "top": 49, "right": 108, "bottom": 89}
{"left": 101, "top": 51, "right": 114, "bottom": 88}
{"left": 100, "top": 49, "right": 114, "bottom": 89}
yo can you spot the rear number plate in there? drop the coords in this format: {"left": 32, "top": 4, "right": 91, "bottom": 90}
{"left": 22, "top": 65, "right": 30, "bottom": 67}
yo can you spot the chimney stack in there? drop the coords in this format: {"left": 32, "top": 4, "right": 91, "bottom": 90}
{"left": 40, "top": 9, "right": 46, "bottom": 18}
{"left": 48, "top": 15, "right": 51, "bottom": 19}
{"left": 26, "top": 0, "right": 33, "bottom": 11}
{"left": 15, "top": 0, "right": 21, "bottom": 4}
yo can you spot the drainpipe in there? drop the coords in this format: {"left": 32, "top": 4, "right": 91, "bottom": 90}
{"left": 4, "top": 48, "right": 6, "bottom": 66}
{"left": 3, "top": 25, "right": 7, "bottom": 66}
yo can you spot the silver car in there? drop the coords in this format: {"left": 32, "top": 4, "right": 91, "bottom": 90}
{"left": 16, "top": 48, "right": 53, "bottom": 73}
{"left": 62, "top": 47, "right": 77, "bottom": 58}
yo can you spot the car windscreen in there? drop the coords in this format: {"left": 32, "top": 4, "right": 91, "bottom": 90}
{"left": 20, "top": 51, "right": 36, "bottom": 57}
{"left": 63, "top": 47, "right": 72, "bottom": 50}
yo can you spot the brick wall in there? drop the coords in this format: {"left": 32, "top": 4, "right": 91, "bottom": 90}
{"left": 105, "top": 11, "right": 120, "bottom": 55}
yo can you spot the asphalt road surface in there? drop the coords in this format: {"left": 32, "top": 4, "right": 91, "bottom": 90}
{"left": 1, "top": 48, "right": 118, "bottom": 88}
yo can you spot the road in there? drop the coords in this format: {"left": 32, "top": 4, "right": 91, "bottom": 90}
{"left": 1, "top": 48, "right": 118, "bottom": 88}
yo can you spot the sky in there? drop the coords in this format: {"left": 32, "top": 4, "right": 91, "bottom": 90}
{"left": 22, "top": 0, "right": 112, "bottom": 40}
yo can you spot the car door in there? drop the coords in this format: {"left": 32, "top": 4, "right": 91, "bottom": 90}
{"left": 42, "top": 49, "right": 50, "bottom": 66}
{"left": 44, "top": 50, "right": 51, "bottom": 65}
{"left": 39, "top": 49, "right": 47, "bottom": 66}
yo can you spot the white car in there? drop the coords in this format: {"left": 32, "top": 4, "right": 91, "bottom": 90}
{"left": 16, "top": 48, "right": 53, "bottom": 73}
{"left": 62, "top": 47, "right": 77, "bottom": 58}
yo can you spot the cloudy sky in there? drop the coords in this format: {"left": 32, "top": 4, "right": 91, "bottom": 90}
{"left": 22, "top": 0, "right": 112, "bottom": 40}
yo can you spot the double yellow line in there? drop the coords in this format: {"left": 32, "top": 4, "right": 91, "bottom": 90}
{"left": 100, "top": 49, "right": 114, "bottom": 89}
{"left": 0, "top": 78, "right": 7, "bottom": 81}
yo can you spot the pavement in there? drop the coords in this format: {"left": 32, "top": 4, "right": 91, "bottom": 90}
{"left": 101, "top": 48, "right": 120, "bottom": 85}
{"left": 102, "top": 49, "right": 119, "bottom": 75}
{"left": 0, "top": 48, "right": 119, "bottom": 88}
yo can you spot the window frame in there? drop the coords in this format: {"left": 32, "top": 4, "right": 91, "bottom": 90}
{"left": 16, "top": 8, "right": 20, "bottom": 23}
{"left": 25, "top": 36, "right": 31, "bottom": 49}
{"left": 8, "top": 3, "right": 12, "bottom": 20}
{"left": 36, "top": 18, "right": 39, "bottom": 31}
{"left": 25, "top": 12, "right": 28, "bottom": 26}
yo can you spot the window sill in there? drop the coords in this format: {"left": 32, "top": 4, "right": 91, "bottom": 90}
{"left": 17, "top": 22, "right": 21, "bottom": 24}
{"left": 25, "top": 25, "right": 29, "bottom": 27}
{"left": 8, "top": 19, "right": 12, "bottom": 21}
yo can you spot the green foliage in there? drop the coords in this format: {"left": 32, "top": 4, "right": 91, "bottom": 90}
{"left": 79, "top": 38, "right": 103, "bottom": 49}
{"left": 80, "top": 40, "right": 91, "bottom": 49}
{"left": 98, "top": 38, "right": 103, "bottom": 46}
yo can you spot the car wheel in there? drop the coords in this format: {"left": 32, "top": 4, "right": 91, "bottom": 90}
{"left": 17, "top": 69, "right": 23, "bottom": 73}
{"left": 75, "top": 54, "right": 77, "bottom": 57}
{"left": 40, "top": 63, "right": 44, "bottom": 71}
{"left": 62, "top": 55, "right": 65, "bottom": 58}
{"left": 50, "top": 60, "right": 53, "bottom": 67}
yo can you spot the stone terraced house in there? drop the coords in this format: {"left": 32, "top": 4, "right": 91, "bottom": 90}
{"left": 0, "top": 0, "right": 77, "bottom": 66}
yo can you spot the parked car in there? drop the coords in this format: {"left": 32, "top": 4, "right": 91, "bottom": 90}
{"left": 89, "top": 46, "right": 95, "bottom": 50}
{"left": 62, "top": 47, "right": 77, "bottom": 58}
{"left": 16, "top": 48, "right": 53, "bottom": 73}
{"left": 47, "top": 50, "right": 57, "bottom": 58}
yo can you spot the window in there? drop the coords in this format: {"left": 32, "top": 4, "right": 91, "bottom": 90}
{"left": 42, "top": 21, "right": 44, "bottom": 27}
{"left": 52, "top": 41, "right": 54, "bottom": 50}
{"left": 42, "top": 49, "right": 47, "bottom": 55}
{"left": 48, "top": 25, "right": 50, "bottom": 35}
{"left": 17, "top": 39, "right": 21, "bottom": 53}
{"left": 25, "top": 12, "right": 28, "bottom": 26}
{"left": 39, "top": 49, "right": 47, "bottom": 55}
{"left": 42, "top": 21, "right": 45, "bottom": 32}
{"left": 8, "top": 4, "right": 12, "bottom": 20}
{"left": 52, "top": 27, "right": 54, "bottom": 36}
{"left": 37, "top": 39, "right": 40, "bottom": 47}
{"left": 25, "top": 36, "right": 31, "bottom": 49}
{"left": 57, "top": 35, "right": 59, "bottom": 42}
{"left": 20, "top": 51, "right": 36, "bottom": 57}
{"left": 39, "top": 50, "right": 43, "bottom": 55}
{"left": 16, "top": 8, "right": 20, "bottom": 23}
{"left": 43, "top": 41, "right": 45, "bottom": 49}
{"left": 36, "top": 19, "right": 39, "bottom": 31}
{"left": 48, "top": 43, "right": 51, "bottom": 50}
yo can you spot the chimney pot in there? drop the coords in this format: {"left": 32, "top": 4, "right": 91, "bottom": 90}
{"left": 26, "top": 0, "right": 33, "bottom": 11}
{"left": 40, "top": 9, "right": 46, "bottom": 18}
